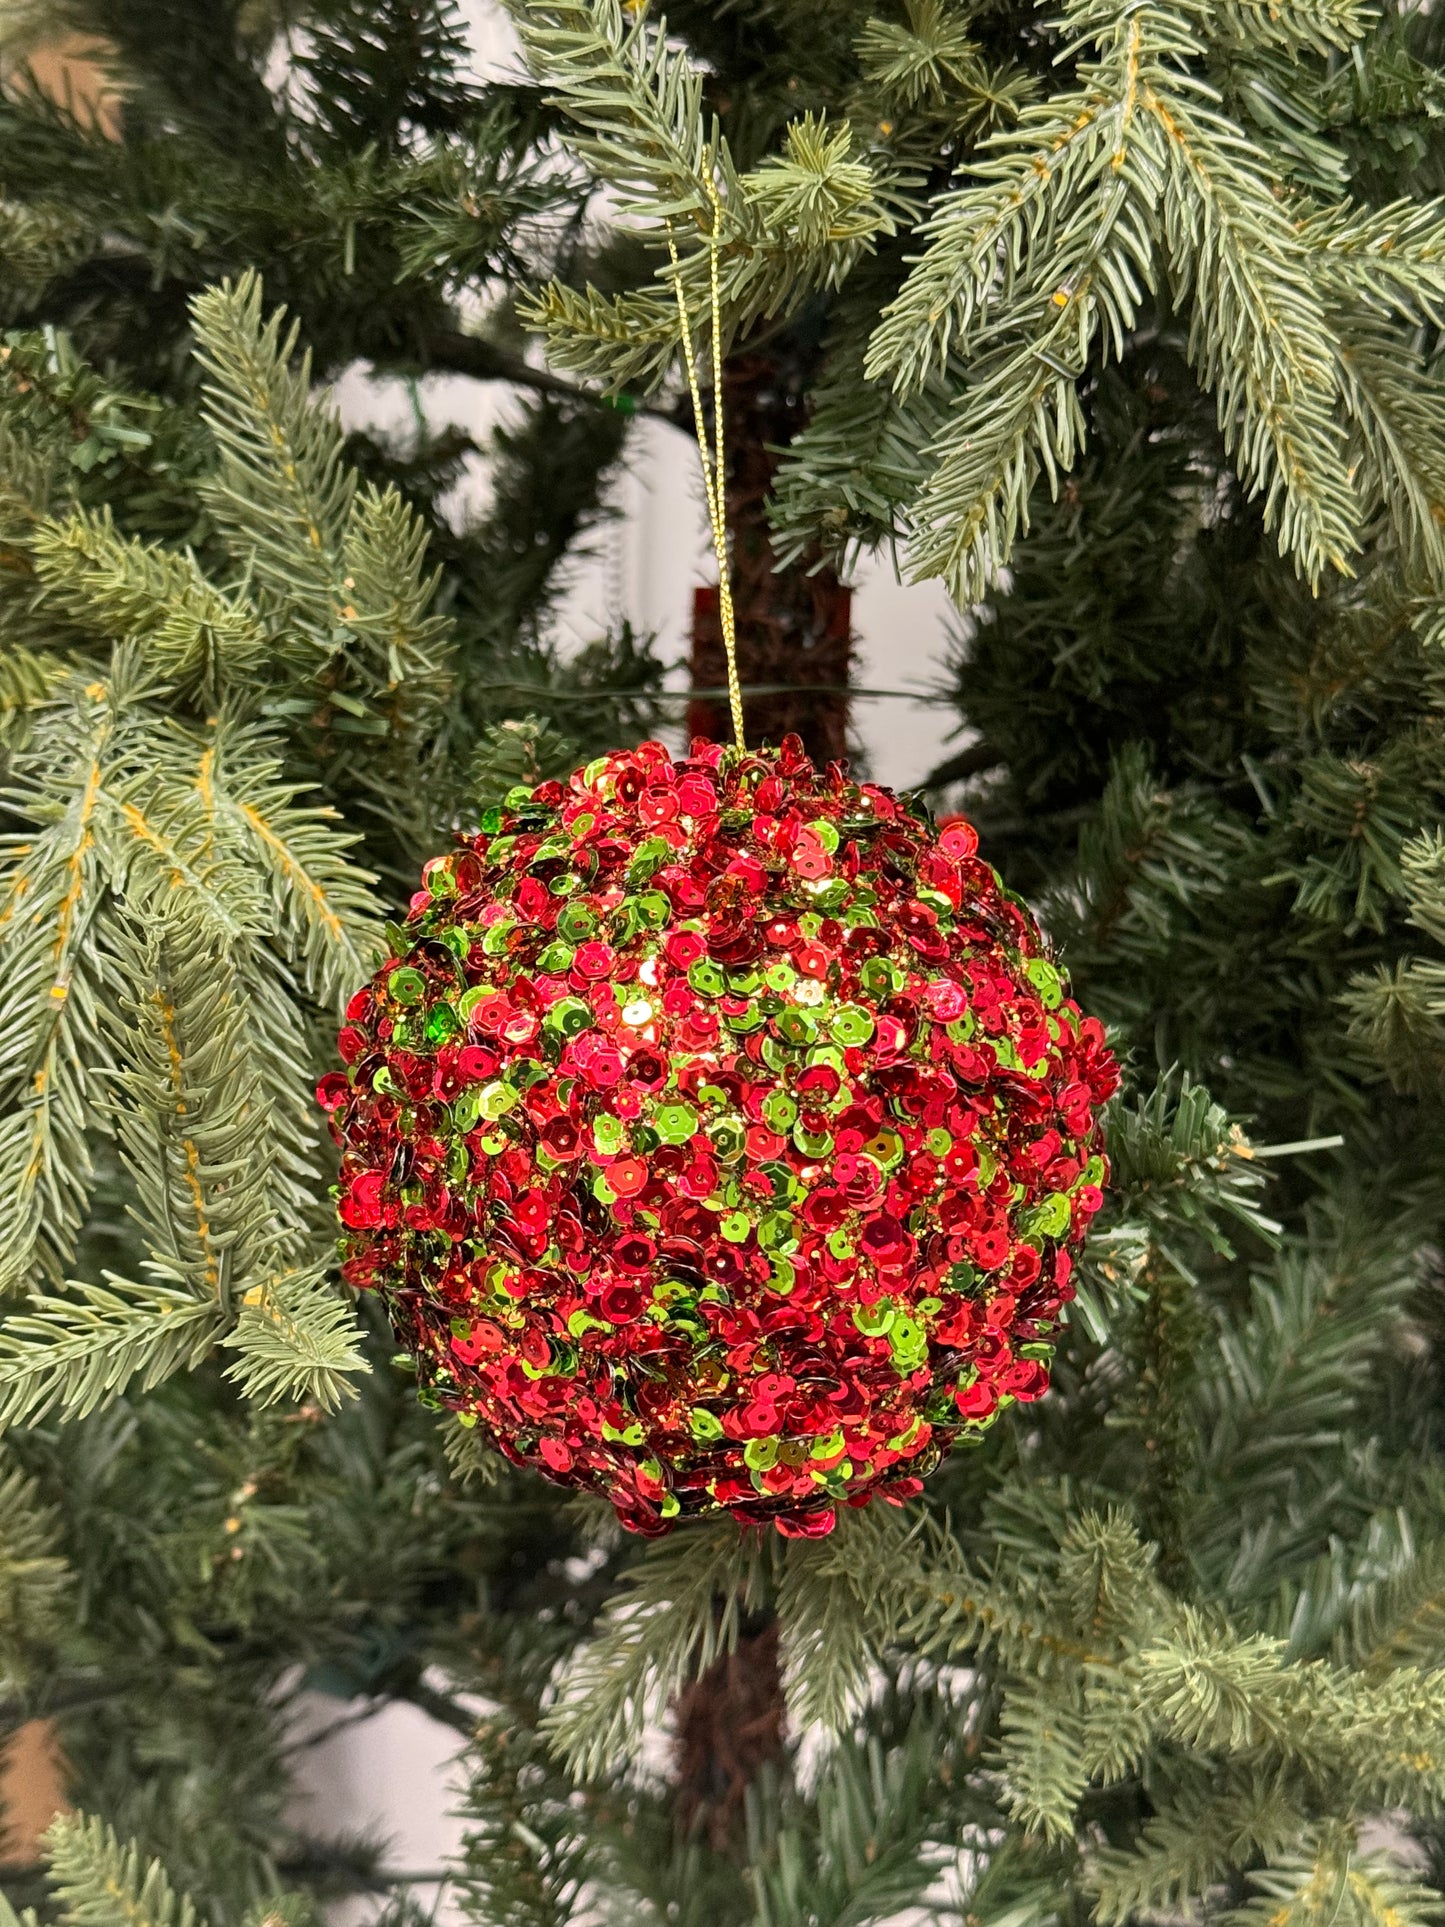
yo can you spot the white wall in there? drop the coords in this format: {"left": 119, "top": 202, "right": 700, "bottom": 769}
{"left": 286, "top": 1688, "right": 472, "bottom": 1924}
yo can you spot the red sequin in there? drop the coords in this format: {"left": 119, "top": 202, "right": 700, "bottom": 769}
{"left": 322, "top": 737, "right": 1116, "bottom": 1537}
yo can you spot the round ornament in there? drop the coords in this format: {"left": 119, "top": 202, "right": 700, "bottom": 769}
{"left": 320, "top": 736, "right": 1117, "bottom": 1537}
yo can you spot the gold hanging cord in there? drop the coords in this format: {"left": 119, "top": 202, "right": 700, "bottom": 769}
{"left": 666, "top": 174, "right": 745, "bottom": 752}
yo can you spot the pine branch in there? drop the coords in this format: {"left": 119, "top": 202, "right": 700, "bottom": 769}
{"left": 0, "top": 1674, "right": 130, "bottom": 1743}
{"left": 866, "top": 3, "right": 1168, "bottom": 597}
{"left": 221, "top": 1264, "right": 368, "bottom": 1413}
{"left": 94, "top": 713, "right": 263, "bottom": 952}
{"left": 1153, "top": 86, "right": 1358, "bottom": 582}
{"left": 0, "top": 295, "right": 393, "bottom": 1433}
{"left": 854, "top": 0, "right": 999, "bottom": 113}
{"left": 884, "top": 1511, "right": 1110, "bottom": 1675}
{"left": 1172, "top": 1216, "right": 1421, "bottom": 1601}
{"left": 1285, "top": 745, "right": 1419, "bottom": 934}
{"left": 101, "top": 917, "right": 286, "bottom": 1307}
{"left": 1066, "top": 1219, "right": 1152, "bottom": 1347}
{"left": 42, "top": 1811, "right": 206, "bottom": 1927}
{"left": 877, "top": 1502, "right": 1445, "bottom": 1822}
{"left": 190, "top": 273, "right": 355, "bottom": 643}
{"left": 0, "top": 1278, "right": 220, "bottom": 1431}
{"left": 1133, "top": 1610, "right": 1445, "bottom": 1804}
{"left": 517, "top": 282, "right": 683, "bottom": 394}
{"left": 776, "top": 1504, "right": 912, "bottom": 1734}
{"left": 1339, "top": 958, "right": 1445, "bottom": 1095}
{"left": 1050, "top": 742, "right": 1254, "bottom": 992}
{"left": 394, "top": 100, "right": 575, "bottom": 290}
{"left": 1091, "top": 1772, "right": 1309, "bottom": 1924}
{"left": 1301, "top": 196, "right": 1445, "bottom": 330}
{"left": 542, "top": 1523, "right": 768, "bottom": 1778}
{"left": 958, "top": 1840, "right": 1072, "bottom": 1927}
{"left": 867, "top": 8, "right": 1169, "bottom": 395}
{"left": 458, "top": 1707, "right": 589, "bottom": 1927}
{"left": 412, "top": 324, "right": 677, "bottom": 420}
{"left": 0, "top": 1893, "right": 37, "bottom": 1927}
{"left": 767, "top": 343, "right": 952, "bottom": 570}
{"left": 1054, "top": 1508, "right": 1168, "bottom": 1650}
{"left": 1329, "top": 315, "right": 1445, "bottom": 587}
{"left": 750, "top": 1723, "right": 964, "bottom": 1927}
{"left": 227, "top": 944, "right": 328, "bottom": 1215}
{"left": 1228, "top": 1822, "right": 1442, "bottom": 1927}
{"left": 0, "top": 647, "right": 71, "bottom": 745}
{"left": 0, "top": 675, "right": 117, "bottom": 1290}
{"left": 504, "top": 0, "right": 718, "bottom": 224}
{"left": 439, "top": 1415, "right": 499, "bottom": 1488}
{"left": 0, "top": 1458, "right": 71, "bottom": 1673}
{"left": 1349, "top": 1539, "right": 1445, "bottom": 1677}
{"left": 512, "top": 0, "right": 893, "bottom": 393}
{"left": 0, "top": 199, "right": 92, "bottom": 303}
{"left": 866, "top": 0, "right": 1363, "bottom": 593}
{"left": 336, "top": 480, "right": 452, "bottom": 731}
{"left": 29, "top": 510, "right": 267, "bottom": 703}
{"left": 1107, "top": 1073, "right": 1280, "bottom": 1265}
{"left": 999, "top": 1673, "right": 1093, "bottom": 1842}
{"left": 468, "top": 717, "right": 578, "bottom": 812}
{"left": 1208, "top": 0, "right": 1374, "bottom": 57}
{"left": 1403, "top": 829, "right": 1445, "bottom": 949}
{"left": 342, "top": 480, "right": 450, "bottom": 667}
{"left": 190, "top": 273, "right": 456, "bottom": 855}
{"left": 211, "top": 718, "right": 381, "bottom": 1005}
{"left": 907, "top": 354, "right": 1091, "bottom": 604}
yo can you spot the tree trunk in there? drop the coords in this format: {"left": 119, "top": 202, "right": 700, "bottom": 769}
{"left": 688, "top": 346, "right": 853, "bottom": 765}
{"left": 671, "top": 1617, "right": 786, "bottom": 1851}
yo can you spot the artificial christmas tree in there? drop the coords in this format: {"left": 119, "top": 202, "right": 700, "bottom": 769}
{"left": 4, "top": 3, "right": 1445, "bottom": 1925}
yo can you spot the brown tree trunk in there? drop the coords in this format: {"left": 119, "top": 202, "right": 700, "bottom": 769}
{"left": 688, "top": 347, "right": 853, "bottom": 765}
{"left": 671, "top": 1617, "right": 786, "bottom": 1851}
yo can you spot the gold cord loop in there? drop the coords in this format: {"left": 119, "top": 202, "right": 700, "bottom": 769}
{"left": 667, "top": 174, "right": 745, "bottom": 752}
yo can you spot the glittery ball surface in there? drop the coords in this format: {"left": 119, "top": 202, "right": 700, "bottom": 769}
{"left": 320, "top": 737, "right": 1118, "bottom": 1537}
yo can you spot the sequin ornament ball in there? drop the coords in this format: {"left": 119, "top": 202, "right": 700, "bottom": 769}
{"left": 319, "top": 736, "right": 1118, "bottom": 1538}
